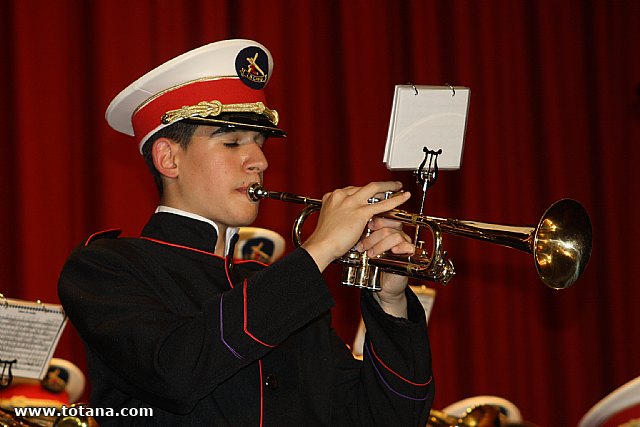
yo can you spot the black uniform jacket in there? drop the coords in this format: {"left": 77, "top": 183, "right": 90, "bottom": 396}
{"left": 58, "top": 212, "right": 434, "bottom": 426}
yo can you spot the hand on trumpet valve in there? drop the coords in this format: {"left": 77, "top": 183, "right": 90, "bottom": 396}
{"left": 301, "top": 181, "right": 411, "bottom": 272}
{"left": 300, "top": 181, "right": 413, "bottom": 318}
{"left": 362, "top": 216, "right": 415, "bottom": 318}
{"left": 356, "top": 216, "right": 414, "bottom": 258}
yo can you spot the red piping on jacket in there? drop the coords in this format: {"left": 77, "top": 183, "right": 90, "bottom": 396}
{"left": 369, "top": 342, "right": 432, "bottom": 387}
{"left": 139, "top": 236, "right": 268, "bottom": 289}
{"left": 84, "top": 228, "right": 122, "bottom": 246}
{"left": 243, "top": 280, "right": 275, "bottom": 348}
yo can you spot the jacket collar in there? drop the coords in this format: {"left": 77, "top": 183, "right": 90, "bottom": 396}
{"left": 141, "top": 208, "right": 238, "bottom": 255}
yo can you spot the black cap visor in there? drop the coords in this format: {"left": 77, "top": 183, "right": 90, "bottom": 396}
{"left": 185, "top": 113, "right": 286, "bottom": 138}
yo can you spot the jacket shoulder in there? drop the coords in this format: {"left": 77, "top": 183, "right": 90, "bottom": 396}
{"left": 83, "top": 228, "right": 123, "bottom": 246}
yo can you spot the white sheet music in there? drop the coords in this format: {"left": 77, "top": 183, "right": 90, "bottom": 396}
{"left": 383, "top": 85, "right": 470, "bottom": 170}
{"left": 0, "top": 298, "right": 67, "bottom": 380}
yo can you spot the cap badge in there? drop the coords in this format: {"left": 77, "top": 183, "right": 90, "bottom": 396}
{"left": 236, "top": 46, "right": 269, "bottom": 89}
{"left": 241, "top": 238, "right": 276, "bottom": 264}
{"left": 42, "top": 367, "right": 69, "bottom": 394}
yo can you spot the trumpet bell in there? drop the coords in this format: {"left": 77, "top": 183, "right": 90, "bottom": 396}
{"left": 534, "top": 199, "right": 592, "bottom": 289}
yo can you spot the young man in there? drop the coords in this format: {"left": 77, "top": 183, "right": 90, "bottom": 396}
{"left": 58, "top": 39, "right": 434, "bottom": 426}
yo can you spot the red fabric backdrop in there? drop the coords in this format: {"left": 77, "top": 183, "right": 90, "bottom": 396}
{"left": 1, "top": 1, "right": 639, "bottom": 425}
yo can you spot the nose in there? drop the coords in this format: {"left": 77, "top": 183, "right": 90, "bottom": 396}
{"left": 244, "top": 142, "right": 269, "bottom": 173}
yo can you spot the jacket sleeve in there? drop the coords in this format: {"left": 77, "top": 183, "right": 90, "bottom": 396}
{"left": 58, "top": 238, "right": 334, "bottom": 413}
{"left": 329, "top": 287, "right": 434, "bottom": 426}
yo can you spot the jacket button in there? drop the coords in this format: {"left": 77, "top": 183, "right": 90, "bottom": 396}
{"left": 264, "top": 374, "right": 279, "bottom": 390}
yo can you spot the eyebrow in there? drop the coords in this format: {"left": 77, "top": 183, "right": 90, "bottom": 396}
{"left": 209, "top": 127, "right": 232, "bottom": 137}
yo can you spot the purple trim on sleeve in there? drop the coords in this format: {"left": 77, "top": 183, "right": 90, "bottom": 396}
{"left": 364, "top": 342, "right": 431, "bottom": 402}
{"left": 219, "top": 295, "right": 245, "bottom": 360}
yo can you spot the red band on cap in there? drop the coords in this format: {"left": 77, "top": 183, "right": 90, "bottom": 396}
{"left": 132, "top": 78, "right": 267, "bottom": 146}
{"left": 601, "top": 403, "right": 640, "bottom": 427}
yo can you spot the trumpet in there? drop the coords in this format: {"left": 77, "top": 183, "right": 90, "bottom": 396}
{"left": 247, "top": 183, "right": 592, "bottom": 291}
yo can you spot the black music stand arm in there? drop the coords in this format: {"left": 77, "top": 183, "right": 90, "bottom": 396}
{"left": 0, "top": 358, "right": 16, "bottom": 390}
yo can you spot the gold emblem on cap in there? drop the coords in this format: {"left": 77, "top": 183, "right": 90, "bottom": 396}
{"left": 240, "top": 52, "right": 268, "bottom": 84}
{"left": 161, "top": 100, "right": 279, "bottom": 126}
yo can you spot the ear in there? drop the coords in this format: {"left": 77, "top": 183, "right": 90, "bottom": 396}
{"left": 152, "top": 138, "right": 180, "bottom": 178}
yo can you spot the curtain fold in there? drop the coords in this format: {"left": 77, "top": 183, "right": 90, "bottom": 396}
{"left": 1, "top": 1, "right": 638, "bottom": 425}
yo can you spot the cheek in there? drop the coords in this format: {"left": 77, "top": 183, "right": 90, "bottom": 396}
{"left": 205, "top": 157, "right": 228, "bottom": 179}
{"left": 186, "top": 153, "right": 229, "bottom": 183}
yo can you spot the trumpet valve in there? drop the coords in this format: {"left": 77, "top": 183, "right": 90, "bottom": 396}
{"left": 339, "top": 251, "right": 382, "bottom": 291}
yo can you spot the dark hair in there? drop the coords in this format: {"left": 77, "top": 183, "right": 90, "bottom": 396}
{"left": 141, "top": 121, "right": 199, "bottom": 196}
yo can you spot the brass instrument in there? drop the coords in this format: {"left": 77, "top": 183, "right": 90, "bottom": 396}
{"left": 247, "top": 183, "right": 592, "bottom": 291}
{"left": 0, "top": 406, "right": 97, "bottom": 427}
{"left": 0, "top": 408, "right": 39, "bottom": 427}
{"left": 427, "top": 405, "right": 541, "bottom": 426}
{"left": 428, "top": 405, "right": 501, "bottom": 426}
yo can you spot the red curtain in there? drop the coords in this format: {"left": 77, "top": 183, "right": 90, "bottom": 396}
{"left": 2, "top": 1, "right": 639, "bottom": 425}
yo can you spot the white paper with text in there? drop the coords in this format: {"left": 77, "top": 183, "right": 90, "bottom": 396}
{"left": 0, "top": 298, "right": 67, "bottom": 380}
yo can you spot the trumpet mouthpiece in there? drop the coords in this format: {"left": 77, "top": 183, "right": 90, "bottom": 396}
{"left": 247, "top": 183, "right": 266, "bottom": 201}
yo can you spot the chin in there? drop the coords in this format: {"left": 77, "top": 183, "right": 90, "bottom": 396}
{"left": 234, "top": 207, "right": 259, "bottom": 227}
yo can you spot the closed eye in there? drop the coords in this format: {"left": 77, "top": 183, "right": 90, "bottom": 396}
{"left": 223, "top": 137, "right": 266, "bottom": 149}
{"left": 210, "top": 128, "right": 267, "bottom": 148}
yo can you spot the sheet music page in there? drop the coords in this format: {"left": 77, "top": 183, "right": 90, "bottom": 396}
{"left": 0, "top": 298, "right": 67, "bottom": 380}
{"left": 383, "top": 85, "right": 470, "bottom": 170}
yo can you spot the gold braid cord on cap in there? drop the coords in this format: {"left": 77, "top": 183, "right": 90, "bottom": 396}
{"left": 161, "top": 100, "right": 279, "bottom": 126}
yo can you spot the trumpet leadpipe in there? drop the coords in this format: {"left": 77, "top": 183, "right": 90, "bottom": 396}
{"left": 248, "top": 183, "right": 322, "bottom": 206}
